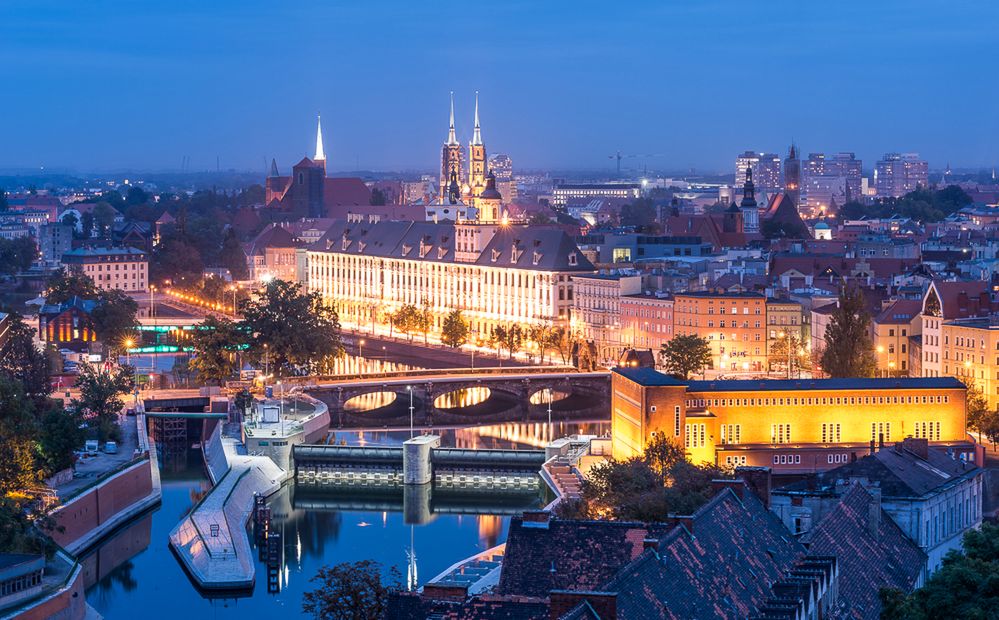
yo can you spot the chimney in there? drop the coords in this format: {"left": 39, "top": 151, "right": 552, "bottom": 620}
{"left": 899, "top": 437, "right": 929, "bottom": 460}
{"left": 710, "top": 479, "right": 745, "bottom": 500}
{"left": 735, "top": 466, "right": 773, "bottom": 509}
{"left": 522, "top": 510, "right": 551, "bottom": 529}
{"left": 869, "top": 439, "right": 876, "bottom": 455}
{"left": 867, "top": 485, "right": 882, "bottom": 539}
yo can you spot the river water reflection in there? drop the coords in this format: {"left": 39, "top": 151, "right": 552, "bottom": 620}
{"left": 84, "top": 420, "right": 609, "bottom": 619}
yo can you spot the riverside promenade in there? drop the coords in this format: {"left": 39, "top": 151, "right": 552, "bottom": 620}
{"left": 168, "top": 422, "right": 287, "bottom": 590}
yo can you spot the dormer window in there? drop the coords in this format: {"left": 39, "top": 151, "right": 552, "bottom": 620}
{"left": 533, "top": 251, "right": 543, "bottom": 266}
{"left": 402, "top": 244, "right": 413, "bottom": 257}
{"left": 358, "top": 241, "right": 367, "bottom": 253}
{"left": 341, "top": 236, "right": 350, "bottom": 251}
{"left": 437, "top": 246, "right": 448, "bottom": 259}
{"left": 568, "top": 252, "right": 578, "bottom": 266}
{"left": 491, "top": 249, "right": 501, "bottom": 263}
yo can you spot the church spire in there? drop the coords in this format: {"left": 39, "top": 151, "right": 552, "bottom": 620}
{"left": 314, "top": 113, "right": 326, "bottom": 161}
{"left": 471, "top": 91, "right": 482, "bottom": 146}
{"left": 446, "top": 92, "right": 458, "bottom": 146}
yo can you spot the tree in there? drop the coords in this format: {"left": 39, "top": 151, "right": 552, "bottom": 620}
{"left": 125, "top": 186, "right": 149, "bottom": 206}
{"left": 528, "top": 322, "right": 555, "bottom": 364}
{"left": 219, "top": 228, "right": 249, "bottom": 280}
{"left": 302, "top": 560, "right": 401, "bottom": 620}
{"left": 491, "top": 324, "right": 523, "bottom": 360}
{"left": 965, "top": 380, "right": 992, "bottom": 435}
{"left": 619, "top": 198, "right": 659, "bottom": 232}
{"left": 190, "top": 315, "right": 244, "bottom": 385}
{"left": 90, "top": 289, "right": 139, "bottom": 353}
{"left": 879, "top": 521, "right": 999, "bottom": 619}
{"left": 768, "top": 331, "right": 806, "bottom": 377}
{"left": 74, "top": 362, "right": 134, "bottom": 443}
{"left": 0, "top": 237, "right": 36, "bottom": 274}
{"left": 80, "top": 211, "right": 94, "bottom": 239}
{"left": 393, "top": 305, "right": 419, "bottom": 342}
{"left": 418, "top": 298, "right": 433, "bottom": 345}
{"left": 0, "top": 376, "right": 45, "bottom": 495}
{"left": 820, "top": 288, "right": 877, "bottom": 378}
{"left": 45, "top": 268, "right": 99, "bottom": 304}
{"left": 234, "top": 389, "right": 254, "bottom": 419}
{"left": 659, "top": 334, "right": 712, "bottom": 380}
{"left": 577, "top": 434, "right": 728, "bottom": 522}
{"left": 240, "top": 279, "right": 343, "bottom": 376}
{"left": 369, "top": 187, "right": 387, "bottom": 206}
{"left": 93, "top": 202, "right": 117, "bottom": 239}
{"left": 0, "top": 313, "right": 51, "bottom": 399}
{"left": 550, "top": 326, "right": 577, "bottom": 364}
{"left": 441, "top": 310, "right": 469, "bottom": 348}
{"left": 39, "top": 408, "right": 84, "bottom": 473}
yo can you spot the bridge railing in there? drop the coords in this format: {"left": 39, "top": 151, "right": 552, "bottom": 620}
{"left": 279, "top": 365, "right": 587, "bottom": 387}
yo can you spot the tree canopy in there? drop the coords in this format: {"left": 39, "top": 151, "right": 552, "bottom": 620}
{"left": 659, "top": 334, "right": 712, "bottom": 379}
{"left": 189, "top": 315, "right": 244, "bottom": 385}
{"left": 441, "top": 310, "right": 469, "bottom": 348}
{"left": 0, "top": 236, "right": 36, "bottom": 275}
{"left": 302, "top": 560, "right": 401, "bottom": 620}
{"left": 560, "top": 433, "right": 729, "bottom": 522}
{"left": 73, "top": 361, "right": 134, "bottom": 442}
{"left": 819, "top": 288, "right": 877, "bottom": 378}
{"left": 240, "top": 279, "right": 343, "bottom": 376}
{"left": 880, "top": 521, "right": 999, "bottom": 619}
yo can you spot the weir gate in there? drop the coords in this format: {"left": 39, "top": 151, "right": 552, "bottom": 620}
{"left": 292, "top": 436, "right": 546, "bottom": 494}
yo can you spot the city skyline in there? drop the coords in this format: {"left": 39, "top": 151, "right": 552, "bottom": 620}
{"left": 2, "top": 1, "right": 998, "bottom": 173}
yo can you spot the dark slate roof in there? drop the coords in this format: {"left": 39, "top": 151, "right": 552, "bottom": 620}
{"left": 775, "top": 441, "right": 980, "bottom": 499}
{"left": 386, "top": 592, "right": 549, "bottom": 620}
{"left": 684, "top": 376, "right": 965, "bottom": 393}
{"left": 39, "top": 296, "right": 99, "bottom": 317}
{"left": 801, "top": 485, "right": 926, "bottom": 620}
{"left": 497, "top": 518, "right": 671, "bottom": 598}
{"left": 604, "top": 488, "right": 805, "bottom": 620}
{"left": 245, "top": 223, "right": 299, "bottom": 256}
{"left": 612, "top": 366, "right": 687, "bottom": 387}
{"left": 310, "top": 220, "right": 594, "bottom": 272}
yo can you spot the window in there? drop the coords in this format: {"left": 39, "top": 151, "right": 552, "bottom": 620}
{"left": 721, "top": 424, "right": 741, "bottom": 444}
{"left": 674, "top": 406, "right": 681, "bottom": 437}
{"left": 685, "top": 423, "right": 706, "bottom": 448}
{"left": 771, "top": 424, "right": 791, "bottom": 444}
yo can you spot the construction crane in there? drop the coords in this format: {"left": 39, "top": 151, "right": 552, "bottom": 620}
{"left": 607, "top": 152, "right": 668, "bottom": 177}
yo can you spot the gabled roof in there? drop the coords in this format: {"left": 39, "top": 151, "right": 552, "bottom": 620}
{"left": 604, "top": 488, "right": 805, "bottom": 620}
{"left": 776, "top": 440, "right": 980, "bottom": 499}
{"left": 245, "top": 223, "right": 298, "bottom": 256}
{"left": 923, "top": 280, "right": 994, "bottom": 319}
{"left": 497, "top": 518, "right": 670, "bottom": 598}
{"left": 801, "top": 485, "right": 926, "bottom": 620}
{"left": 874, "top": 299, "right": 922, "bottom": 325}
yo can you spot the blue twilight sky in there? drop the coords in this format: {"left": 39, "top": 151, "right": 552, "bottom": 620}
{"left": 1, "top": 0, "right": 997, "bottom": 174}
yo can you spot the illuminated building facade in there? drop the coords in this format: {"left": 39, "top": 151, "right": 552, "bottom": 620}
{"left": 62, "top": 246, "right": 148, "bottom": 292}
{"left": 571, "top": 274, "right": 641, "bottom": 362}
{"left": 872, "top": 299, "right": 921, "bottom": 377}
{"left": 875, "top": 153, "right": 928, "bottom": 198}
{"left": 673, "top": 291, "right": 767, "bottom": 372}
{"left": 307, "top": 220, "right": 595, "bottom": 339}
{"left": 551, "top": 183, "right": 641, "bottom": 210}
{"left": 735, "top": 151, "right": 781, "bottom": 195}
{"left": 611, "top": 367, "right": 974, "bottom": 474}
{"left": 784, "top": 144, "right": 801, "bottom": 206}
{"left": 620, "top": 293, "right": 674, "bottom": 352}
{"left": 941, "top": 317, "right": 999, "bottom": 410}
{"left": 920, "top": 280, "right": 995, "bottom": 378}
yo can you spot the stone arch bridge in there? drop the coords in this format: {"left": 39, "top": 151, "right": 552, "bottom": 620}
{"left": 292, "top": 368, "right": 610, "bottom": 428}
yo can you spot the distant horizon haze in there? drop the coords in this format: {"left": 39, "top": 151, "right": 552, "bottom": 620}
{"left": 1, "top": 1, "right": 996, "bottom": 173}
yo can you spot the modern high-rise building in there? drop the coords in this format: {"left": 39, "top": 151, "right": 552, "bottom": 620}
{"left": 801, "top": 152, "right": 862, "bottom": 211}
{"left": 875, "top": 153, "right": 928, "bottom": 198}
{"left": 735, "top": 151, "right": 781, "bottom": 195}
{"left": 488, "top": 154, "right": 513, "bottom": 181}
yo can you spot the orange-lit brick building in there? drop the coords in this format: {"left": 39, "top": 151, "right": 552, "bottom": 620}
{"left": 611, "top": 367, "right": 976, "bottom": 474}
{"left": 673, "top": 291, "right": 767, "bottom": 372}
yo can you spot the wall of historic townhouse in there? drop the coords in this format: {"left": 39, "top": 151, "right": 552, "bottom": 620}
{"left": 306, "top": 250, "right": 578, "bottom": 338}
{"left": 771, "top": 472, "right": 983, "bottom": 573}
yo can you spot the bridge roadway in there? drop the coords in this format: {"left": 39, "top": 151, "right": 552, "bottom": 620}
{"left": 285, "top": 367, "right": 610, "bottom": 390}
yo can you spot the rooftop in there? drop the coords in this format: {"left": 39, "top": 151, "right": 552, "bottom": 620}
{"left": 614, "top": 367, "right": 966, "bottom": 392}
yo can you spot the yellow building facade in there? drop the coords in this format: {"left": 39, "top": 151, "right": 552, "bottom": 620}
{"left": 612, "top": 367, "right": 974, "bottom": 474}
{"left": 673, "top": 292, "right": 767, "bottom": 373}
{"left": 941, "top": 318, "right": 999, "bottom": 410}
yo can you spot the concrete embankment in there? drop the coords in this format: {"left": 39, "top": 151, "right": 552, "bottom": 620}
{"left": 169, "top": 423, "right": 287, "bottom": 590}
{"left": 49, "top": 413, "right": 162, "bottom": 555}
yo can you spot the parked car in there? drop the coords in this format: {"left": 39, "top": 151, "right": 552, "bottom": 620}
{"left": 85, "top": 440, "right": 99, "bottom": 456}
{"left": 104, "top": 441, "right": 118, "bottom": 454}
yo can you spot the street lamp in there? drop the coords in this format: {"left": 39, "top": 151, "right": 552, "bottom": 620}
{"left": 407, "top": 386, "right": 414, "bottom": 438}
{"left": 546, "top": 388, "right": 553, "bottom": 441}
{"left": 359, "top": 339, "right": 365, "bottom": 376}
{"left": 263, "top": 343, "right": 269, "bottom": 378}
{"left": 123, "top": 338, "right": 134, "bottom": 367}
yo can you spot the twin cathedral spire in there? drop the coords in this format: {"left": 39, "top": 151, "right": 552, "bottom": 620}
{"left": 440, "top": 91, "right": 489, "bottom": 204}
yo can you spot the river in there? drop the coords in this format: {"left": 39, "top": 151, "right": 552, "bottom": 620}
{"left": 83, "top": 420, "right": 609, "bottom": 619}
